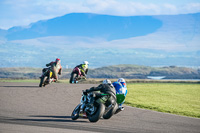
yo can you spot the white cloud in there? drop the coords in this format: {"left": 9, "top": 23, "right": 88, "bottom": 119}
{"left": 163, "top": 4, "right": 178, "bottom": 14}
{"left": 0, "top": 0, "right": 200, "bottom": 29}
{"left": 184, "top": 3, "right": 200, "bottom": 13}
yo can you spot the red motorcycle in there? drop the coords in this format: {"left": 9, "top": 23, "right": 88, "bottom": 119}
{"left": 69, "top": 67, "right": 86, "bottom": 84}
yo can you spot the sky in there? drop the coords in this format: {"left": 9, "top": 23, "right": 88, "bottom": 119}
{"left": 0, "top": 0, "right": 200, "bottom": 30}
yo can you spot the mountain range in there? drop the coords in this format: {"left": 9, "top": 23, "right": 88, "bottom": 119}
{"left": 0, "top": 13, "right": 200, "bottom": 68}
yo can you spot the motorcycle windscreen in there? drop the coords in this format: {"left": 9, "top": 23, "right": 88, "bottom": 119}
{"left": 116, "top": 94, "right": 125, "bottom": 104}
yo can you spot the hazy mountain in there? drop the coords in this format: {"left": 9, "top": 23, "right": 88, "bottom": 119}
{"left": 6, "top": 13, "right": 162, "bottom": 41}
{"left": 0, "top": 13, "right": 200, "bottom": 68}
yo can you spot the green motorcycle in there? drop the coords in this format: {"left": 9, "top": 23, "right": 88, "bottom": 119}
{"left": 71, "top": 91, "right": 125, "bottom": 122}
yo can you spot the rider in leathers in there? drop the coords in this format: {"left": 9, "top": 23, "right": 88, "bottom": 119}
{"left": 75, "top": 61, "right": 89, "bottom": 78}
{"left": 84, "top": 79, "right": 116, "bottom": 106}
{"left": 46, "top": 58, "right": 62, "bottom": 82}
{"left": 112, "top": 78, "right": 127, "bottom": 111}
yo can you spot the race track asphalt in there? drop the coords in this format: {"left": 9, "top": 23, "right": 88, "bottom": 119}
{"left": 0, "top": 82, "right": 200, "bottom": 133}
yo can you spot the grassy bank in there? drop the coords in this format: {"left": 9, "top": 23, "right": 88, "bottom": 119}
{"left": 125, "top": 83, "right": 200, "bottom": 118}
{"left": 0, "top": 79, "right": 40, "bottom": 83}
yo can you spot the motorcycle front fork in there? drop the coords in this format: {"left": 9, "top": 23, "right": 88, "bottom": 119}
{"left": 80, "top": 104, "right": 85, "bottom": 113}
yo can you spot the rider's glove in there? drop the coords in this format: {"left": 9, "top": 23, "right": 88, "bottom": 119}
{"left": 83, "top": 90, "right": 87, "bottom": 95}
{"left": 90, "top": 87, "right": 95, "bottom": 91}
{"left": 58, "top": 69, "right": 61, "bottom": 75}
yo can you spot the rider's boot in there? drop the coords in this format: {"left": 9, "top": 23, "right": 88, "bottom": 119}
{"left": 119, "top": 106, "right": 124, "bottom": 111}
{"left": 115, "top": 105, "right": 124, "bottom": 114}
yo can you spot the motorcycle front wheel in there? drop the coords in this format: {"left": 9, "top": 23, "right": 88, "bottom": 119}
{"left": 39, "top": 76, "right": 47, "bottom": 87}
{"left": 70, "top": 73, "right": 78, "bottom": 83}
{"left": 71, "top": 104, "right": 81, "bottom": 120}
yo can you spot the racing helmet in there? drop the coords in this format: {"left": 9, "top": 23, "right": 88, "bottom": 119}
{"left": 103, "top": 79, "right": 112, "bottom": 84}
{"left": 56, "top": 58, "right": 61, "bottom": 63}
{"left": 83, "top": 61, "right": 89, "bottom": 65}
{"left": 117, "top": 78, "right": 126, "bottom": 87}
{"left": 56, "top": 58, "right": 60, "bottom": 61}
{"left": 117, "top": 78, "right": 125, "bottom": 83}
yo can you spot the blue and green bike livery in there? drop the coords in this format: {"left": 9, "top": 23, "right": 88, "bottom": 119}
{"left": 71, "top": 91, "right": 125, "bottom": 122}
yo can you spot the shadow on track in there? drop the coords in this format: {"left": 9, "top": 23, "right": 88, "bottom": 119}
{"left": 29, "top": 115, "right": 72, "bottom": 119}
{"left": 1, "top": 86, "right": 38, "bottom": 88}
{"left": 9, "top": 115, "right": 88, "bottom": 123}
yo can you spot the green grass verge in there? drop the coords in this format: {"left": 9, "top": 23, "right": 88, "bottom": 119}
{"left": 125, "top": 83, "right": 200, "bottom": 118}
{"left": 0, "top": 79, "right": 40, "bottom": 83}
{"left": 1, "top": 78, "right": 200, "bottom": 84}
{"left": 0, "top": 79, "right": 70, "bottom": 83}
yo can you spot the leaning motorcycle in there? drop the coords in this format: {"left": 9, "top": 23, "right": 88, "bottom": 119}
{"left": 71, "top": 91, "right": 106, "bottom": 122}
{"left": 69, "top": 67, "right": 86, "bottom": 84}
{"left": 71, "top": 91, "right": 125, "bottom": 122}
{"left": 39, "top": 68, "right": 56, "bottom": 87}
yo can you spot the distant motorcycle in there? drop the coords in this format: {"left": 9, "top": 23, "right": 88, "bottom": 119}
{"left": 71, "top": 91, "right": 125, "bottom": 122}
{"left": 69, "top": 67, "right": 86, "bottom": 84}
{"left": 39, "top": 67, "right": 56, "bottom": 87}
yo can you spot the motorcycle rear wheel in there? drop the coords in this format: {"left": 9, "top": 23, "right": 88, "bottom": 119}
{"left": 103, "top": 103, "right": 118, "bottom": 119}
{"left": 87, "top": 103, "right": 105, "bottom": 122}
